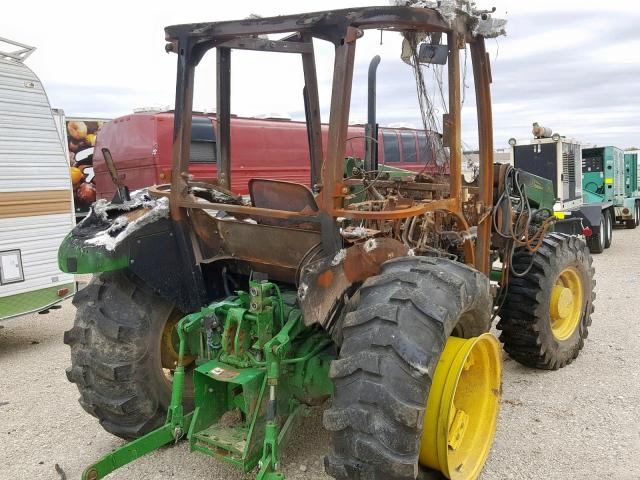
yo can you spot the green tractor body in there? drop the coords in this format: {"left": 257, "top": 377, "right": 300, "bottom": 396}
{"left": 76, "top": 278, "right": 331, "bottom": 480}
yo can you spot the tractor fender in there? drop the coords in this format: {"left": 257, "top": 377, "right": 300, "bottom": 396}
{"left": 58, "top": 190, "right": 206, "bottom": 313}
{"left": 59, "top": 190, "right": 170, "bottom": 274}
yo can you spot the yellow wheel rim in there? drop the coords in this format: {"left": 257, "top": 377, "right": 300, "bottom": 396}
{"left": 161, "top": 315, "right": 181, "bottom": 370}
{"left": 419, "top": 333, "right": 502, "bottom": 480}
{"left": 160, "top": 314, "right": 195, "bottom": 384}
{"left": 549, "top": 267, "right": 583, "bottom": 341}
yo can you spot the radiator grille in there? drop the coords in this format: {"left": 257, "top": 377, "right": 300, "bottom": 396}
{"left": 562, "top": 151, "right": 575, "bottom": 184}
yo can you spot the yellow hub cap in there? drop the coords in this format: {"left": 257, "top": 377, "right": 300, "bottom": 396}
{"left": 549, "top": 267, "right": 583, "bottom": 341}
{"left": 419, "top": 333, "right": 502, "bottom": 480}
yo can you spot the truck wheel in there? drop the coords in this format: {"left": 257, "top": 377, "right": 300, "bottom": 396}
{"left": 324, "top": 256, "right": 497, "bottom": 480}
{"left": 604, "top": 209, "right": 613, "bottom": 248}
{"left": 625, "top": 217, "right": 636, "bottom": 229}
{"left": 636, "top": 202, "right": 640, "bottom": 227}
{"left": 627, "top": 203, "right": 639, "bottom": 229}
{"left": 64, "top": 271, "right": 193, "bottom": 439}
{"left": 498, "top": 233, "right": 595, "bottom": 370}
{"left": 586, "top": 213, "right": 605, "bottom": 254}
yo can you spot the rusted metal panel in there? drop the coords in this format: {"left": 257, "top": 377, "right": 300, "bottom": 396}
{"left": 164, "top": 7, "right": 451, "bottom": 45}
{"left": 190, "top": 209, "right": 322, "bottom": 283}
{"left": 217, "top": 37, "right": 313, "bottom": 54}
{"left": 298, "top": 238, "right": 409, "bottom": 329}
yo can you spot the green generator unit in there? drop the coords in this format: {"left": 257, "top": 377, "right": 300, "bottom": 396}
{"left": 623, "top": 151, "right": 640, "bottom": 227}
{"left": 509, "top": 132, "right": 611, "bottom": 253}
{"left": 624, "top": 152, "right": 639, "bottom": 197}
{"left": 583, "top": 146, "right": 640, "bottom": 230}
{"left": 582, "top": 146, "right": 623, "bottom": 205}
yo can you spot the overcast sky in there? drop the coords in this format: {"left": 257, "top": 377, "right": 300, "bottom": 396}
{"left": 2, "top": 1, "right": 639, "bottom": 149}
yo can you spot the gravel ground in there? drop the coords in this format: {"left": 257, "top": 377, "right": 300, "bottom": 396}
{"left": 1, "top": 229, "right": 640, "bottom": 480}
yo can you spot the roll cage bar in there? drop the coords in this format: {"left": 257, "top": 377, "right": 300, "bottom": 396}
{"left": 162, "top": 5, "right": 495, "bottom": 274}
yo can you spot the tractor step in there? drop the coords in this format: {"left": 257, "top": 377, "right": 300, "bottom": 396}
{"left": 192, "top": 424, "right": 249, "bottom": 457}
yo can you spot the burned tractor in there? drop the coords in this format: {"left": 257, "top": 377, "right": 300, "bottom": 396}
{"left": 59, "top": 4, "right": 595, "bottom": 480}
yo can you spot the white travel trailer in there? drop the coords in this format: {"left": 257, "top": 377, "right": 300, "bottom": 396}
{"left": 0, "top": 37, "right": 75, "bottom": 320}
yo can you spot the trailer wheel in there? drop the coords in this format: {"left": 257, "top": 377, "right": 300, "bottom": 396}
{"left": 604, "top": 209, "right": 613, "bottom": 248}
{"left": 498, "top": 233, "right": 595, "bottom": 370}
{"left": 324, "top": 256, "right": 497, "bottom": 480}
{"left": 625, "top": 217, "right": 636, "bottom": 229}
{"left": 586, "top": 213, "right": 605, "bottom": 254}
{"left": 64, "top": 271, "right": 193, "bottom": 439}
{"left": 627, "top": 203, "right": 639, "bottom": 229}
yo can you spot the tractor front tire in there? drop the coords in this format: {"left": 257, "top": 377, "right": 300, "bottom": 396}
{"left": 324, "top": 256, "right": 492, "bottom": 480}
{"left": 498, "top": 233, "right": 595, "bottom": 370}
{"left": 64, "top": 271, "right": 190, "bottom": 439}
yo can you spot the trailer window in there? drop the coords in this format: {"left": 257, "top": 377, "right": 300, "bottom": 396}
{"left": 190, "top": 117, "right": 217, "bottom": 164}
{"left": 382, "top": 131, "right": 400, "bottom": 163}
{"left": 401, "top": 132, "right": 418, "bottom": 163}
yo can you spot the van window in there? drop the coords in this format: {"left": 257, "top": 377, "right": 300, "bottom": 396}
{"left": 382, "top": 131, "right": 400, "bottom": 163}
{"left": 418, "top": 132, "right": 430, "bottom": 163}
{"left": 417, "top": 132, "right": 430, "bottom": 164}
{"left": 190, "top": 117, "right": 217, "bottom": 163}
{"left": 401, "top": 132, "right": 417, "bottom": 163}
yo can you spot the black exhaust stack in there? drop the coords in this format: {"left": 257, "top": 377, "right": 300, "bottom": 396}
{"left": 364, "top": 55, "right": 381, "bottom": 172}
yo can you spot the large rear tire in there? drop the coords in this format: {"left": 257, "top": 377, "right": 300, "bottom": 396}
{"left": 498, "top": 233, "right": 595, "bottom": 370}
{"left": 323, "top": 256, "right": 493, "bottom": 480}
{"left": 64, "top": 271, "right": 192, "bottom": 439}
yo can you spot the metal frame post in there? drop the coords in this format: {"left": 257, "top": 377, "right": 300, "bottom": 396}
{"left": 216, "top": 47, "right": 232, "bottom": 189}
{"left": 300, "top": 38, "right": 323, "bottom": 190}
{"left": 321, "top": 28, "right": 358, "bottom": 213}
{"left": 170, "top": 37, "right": 195, "bottom": 221}
{"left": 471, "top": 37, "right": 494, "bottom": 275}
{"left": 447, "top": 30, "right": 462, "bottom": 206}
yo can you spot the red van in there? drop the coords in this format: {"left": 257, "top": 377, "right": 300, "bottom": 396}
{"left": 92, "top": 111, "right": 440, "bottom": 198}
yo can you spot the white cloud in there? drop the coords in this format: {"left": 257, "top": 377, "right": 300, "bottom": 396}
{"left": 2, "top": 0, "right": 639, "bottom": 149}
